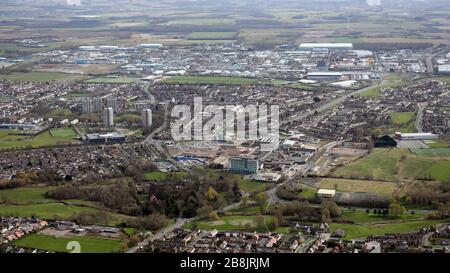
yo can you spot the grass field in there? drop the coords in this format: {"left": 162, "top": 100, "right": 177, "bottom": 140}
{"left": 341, "top": 209, "right": 426, "bottom": 224}
{"left": 298, "top": 188, "right": 317, "bottom": 199}
{"left": 188, "top": 32, "right": 237, "bottom": 40}
{"left": 49, "top": 128, "right": 76, "bottom": 138}
{"left": 143, "top": 171, "right": 188, "bottom": 181}
{"left": 184, "top": 215, "right": 274, "bottom": 231}
{"left": 389, "top": 112, "right": 416, "bottom": 125}
{"left": 330, "top": 220, "right": 444, "bottom": 240}
{"left": 333, "top": 148, "right": 450, "bottom": 182}
{"left": 411, "top": 148, "right": 450, "bottom": 156}
{"left": 161, "top": 76, "right": 259, "bottom": 85}
{"left": 0, "top": 203, "right": 97, "bottom": 219}
{"left": 0, "top": 72, "right": 88, "bottom": 83}
{"left": 319, "top": 178, "right": 397, "bottom": 195}
{"left": 238, "top": 180, "right": 270, "bottom": 193}
{"left": 84, "top": 77, "right": 140, "bottom": 84}
{"left": 0, "top": 187, "right": 54, "bottom": 202}
{"left": 0, "top": 130, "right": 76, "bottom": 151}
{"left": 13, "top": 234, "right": 122, "bottom": 253}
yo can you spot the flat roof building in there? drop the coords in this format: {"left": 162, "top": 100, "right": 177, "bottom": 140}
{"left": 299, "top": 43, "right": 353, "bottom": 50}
{"left": 438, "top": 65, "right": 450, "bottom": 75}
{"left": 307, "top": 72, "right": 343, "bottom": 81}
{"left": 395, "top": 132, "right": 438, "bottom": 140}
{"left": 317, "top": 189, "right": 336, "bottom": 199}
{"left": 229, "top": 157, "right": 259, "bottom": 174}
{"left": 85, "top": 132, "right": 125, "bottom": 144}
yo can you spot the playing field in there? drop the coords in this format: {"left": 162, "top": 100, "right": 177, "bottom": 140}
{"left": 0, "top": 187, "right": 54, "bottom": 202}
{"left": 238, "top": 179, "right": 270, "bottom": 193}
{"left": 319, "top": 178, "right": 397, "bottom": 195}
{"left": 411, "top": 148, "right": 450, "bottom": 156}
{"left": 389, "top": 112, "right": 416, "bottom": 125}
{"left": 0, "top": 203, "right": 97, "bottom": 219}
{"left": 332, "top": 148, "right": 450, "bottom": 182}
{"left": 161, "top": 76, "right": 259, "bottom": 85}
{"left": 330, "top": 220, "right": 445, "bottom": 240}
{"left": 49, "top": 128, "right": 76, "bottom": 138}
{"left": 84, "top": 77, "right": 139, "bottom": 84}
{"left": 13, "top": 234, "right": 122, "bottom": 253}
{"left": 184, "top": 215, "right": 274, "bottom": 231}
{"left": 188, "top": 32, "right": 237, "bottom": 40}
{"left": 0, "top": 72, "right": 88, "bottom": 83}
{"left": 0, "top": 129, "right": 75, "bottom": 151}
{"left": 341, "top": 209, "right": 427, "bottom": 224}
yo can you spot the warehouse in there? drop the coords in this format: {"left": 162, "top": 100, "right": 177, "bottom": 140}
{"left": 307, "top": 72, "right": 343, "bottom": 81}
{"left": 299, "top": 43, "right": 353, "bottom": 51}
{"left": 85, "top": 132, "right": 126, "bottom": 144}
{"left": 394, "top": 132, "right": 438, "bottom": 140}
{"left": 438, "top": 65, "right": 450, "bottom": 75}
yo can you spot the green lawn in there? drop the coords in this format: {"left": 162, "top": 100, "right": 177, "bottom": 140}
{"left": 238, "top": 180, "right": 270, "bottom": 193}
{"left": 333, "top": 148, "right": 450, "bottom": 182}
{"left": 143, "top": 171, "right": 188, "bottom": 181}
{"left": 184, "top": 215, "right": 274, "bottom": 231}
{"left": 341, "top": 209, "right": 427, "bottom": 224}
{"left": 411, "top": 148, "right": 450, "bottom": 156}
{"left": 333, "top": 148, "right": 401, "bottom": 181}
{"left": 0, "top": 130, "right": 75, "bottom": 151}
{"left": 0, "top": 72, "right": 88, "bottom": 83}
{"left": 161, "top": 76, "right": 259, "bottom": 85}
{"left": 188, "top": 32, "right": 237, "bottom": 40}
{"left": 298, "top": 188, "right": 317, "bottom": 199}
{"left": 49, "top": 128, "right": 76, "bottom": 138}
{"left": 330, "top": 220, "right": 444, "bottom": 240}
{"left": 0, "top": 187, "right": 54, "bottom": 202}
{"left": 13, "top": 234, "right": 122, "bottom": 253}
{"left": 319, "top": 178, "right": 397, "bottom": 195}
{"left": 84, "top": 77, "right": 139, "bottom": 84}
{"left": 0, "top": 203, "right": 97, "bottom": 219}
{"left": 390, "top": 112, "right": 415, "bottom": 125}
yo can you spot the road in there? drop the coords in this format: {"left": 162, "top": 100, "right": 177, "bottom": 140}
{"left": 282, "top": 81, "right": 387, "bottom": 125}
{"left": 415, "top": 102, "right": 428, "bottom": 133}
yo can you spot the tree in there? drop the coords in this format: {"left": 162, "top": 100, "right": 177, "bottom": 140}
{"left": 255, "top": 192, "right": 268, "bottom": 214}
{"left": 389, "top": 201, "right": 406, "bottom": 217}
{"left": 205, "top": 187, "right": 218, "bottom": 201}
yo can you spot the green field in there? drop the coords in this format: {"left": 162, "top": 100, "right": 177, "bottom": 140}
{"left": 188, "top": 32, "right": 237, "bottom": 40}
{"left": 0, "top": 129, "right": 76, "bottom": 150}
{"left": 319, "top": 178, "right": 397, "bottom": 195}
{"left": 0, "top": 187, "right": 54, "bottom": 202}
{"left": 411, "top": 148, "right": 450, "bottom": 156}
{"left": 0, "top": 72, "right": 88, "bottom": 83}
{"left": 84, "top": 77, "right": 140, "bottom": 84}
{"left": 0, "top": 203, "right": 97, "bottom": 219}
{"left": 390, "top": 112, "right": 416, "bottom": 125}
{"left": 184, "top": 215, "right": 274, "bottom": 231}
{"left": 333, "top": 148, "right": 450, "bottom": 182}
{"left": 341, "top": 209, "right": 427, "bottom": 224}
{"left": 238, "top": 180, "right": 270, "bottom": 193}
{"left": 49, "top": 128, "right": 76, "bottom": 138}
{"left": 298, "top": 188, "right": 317, "bottom": 199}
{"left": 13, "top": 234, "right": 122, "bottom": 253}
{"left": 143, "top": 171, "right": 188, "bottom": 181}
{"left": 161, "top": 76, "right": 259, "bottom": 85}
{"left": 330, "top": 220, "right": 444, "bottom": 240}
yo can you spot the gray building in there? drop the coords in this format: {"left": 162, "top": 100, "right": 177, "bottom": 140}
{"left": 229, "top": 157, "right": 259, "bottom": 174}
{"left": 107, "top": 97, "right": 118, "bottom": 112}
{"left": 142, "top": 109, "right": 152, "bottom": 129}
{"left": 103, "top": 107, "right": 114, "bottom": 127}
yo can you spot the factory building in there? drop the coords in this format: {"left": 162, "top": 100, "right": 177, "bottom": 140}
{"left": 85, "top": 132, "right": 125, "bottom": 144}
{"left": 103, "top": 107, "right": 114, "bottom": 127}
{"left": 141, "top": 109, "right": 152, "bottom": 129}
{"left": 229, "top": 157, "right": 260, "bottom": 174}
{"left": 438, "top": 65, "right": 450, "bottom": 75}
{"left": 137, "top": 44, "right": 163, "bottom": 49}
{"left": 299, "top": 43, "right": 353, "bottom": 51}
{"left": 307, "top": 72, "right": 343, "bottom": 81}
{"left": 394, "top": 132, "right": 438, "bottom": 140}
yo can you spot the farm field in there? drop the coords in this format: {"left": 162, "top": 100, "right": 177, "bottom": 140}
{"left": 0, "top": 72, "right": 88, "bottom": 83}
{"left": 13, "top": 234, "right": 122, "bottom": 253}
{"left": 319, "top": 178, "right": 397, "bottom": 195}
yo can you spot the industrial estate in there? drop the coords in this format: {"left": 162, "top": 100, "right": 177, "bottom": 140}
{"left": 1, "top": 0, "right": 450, "bottom": 256}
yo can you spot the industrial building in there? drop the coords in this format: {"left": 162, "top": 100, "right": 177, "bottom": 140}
{"left": 438, "top": 65, "right": 450, "bottom": 75}
{"left": 307, "top": 72, "right": 343, "bottom": 81}
{"left": 317, "top": 189, "right": 336, "bottom": 199}
{"left": 394, "top": 132, "right": 438, "bottom": 140}
{"left": 103, "top": 107, "right": 114, "bottom": 127}
{"left": 141, "top": 109, "right": 152, "bottom": 129}
{"left": 299, "top": 43, "right": 353, "bottom": 51}
{"left": 85, "top": 132, "right": 126, "bottom": 144}
{"left": 229, "top": 157, "right": 259, "bottom": 174}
